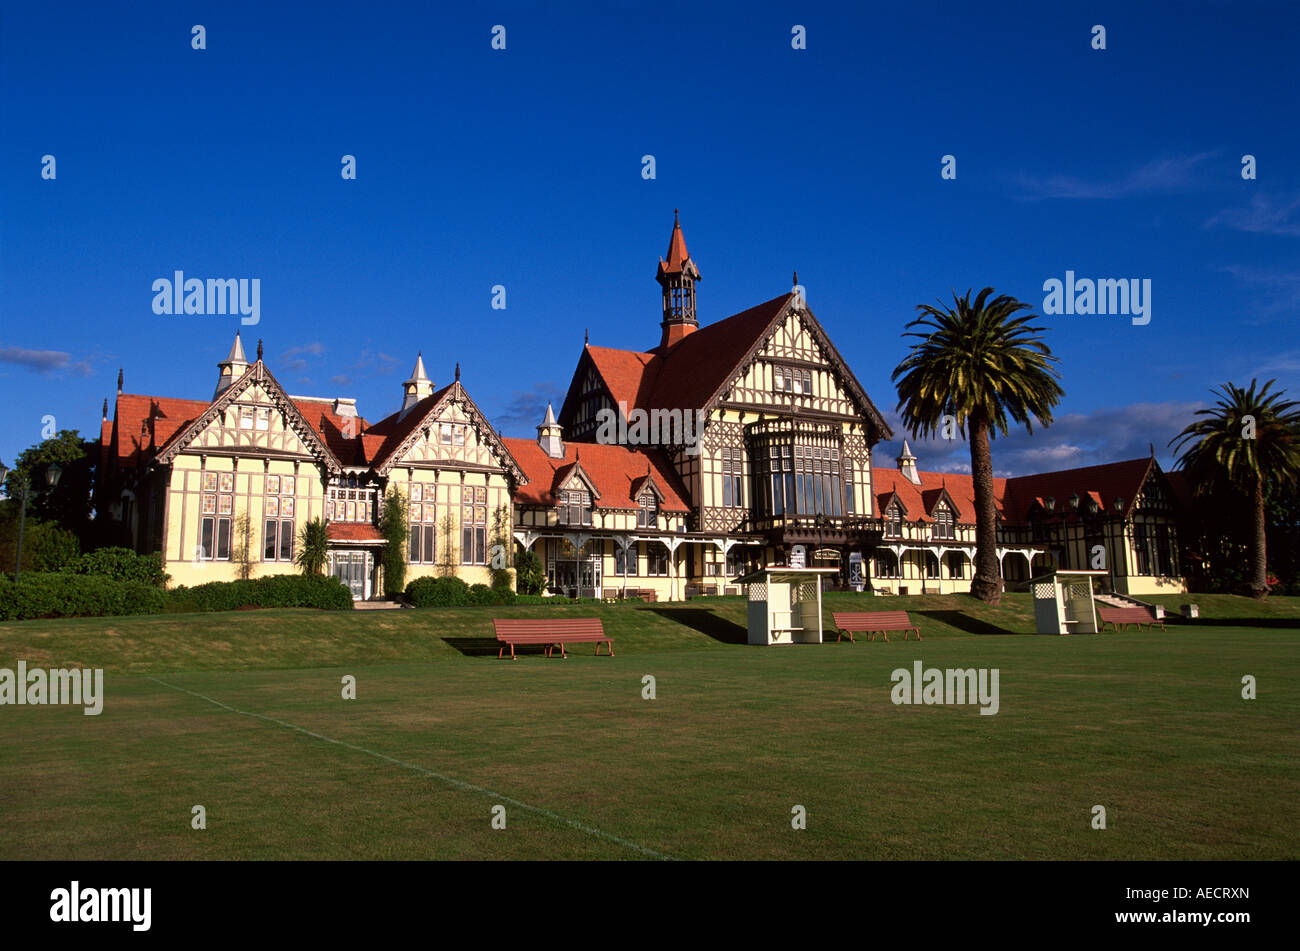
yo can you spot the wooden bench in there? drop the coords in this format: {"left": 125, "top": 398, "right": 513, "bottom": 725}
{"left": 493, "top": 618, "right": 614, "bottom": 659}
{"left": 831, "top": 610, "right": 922, "bottom": 644}
{"left": 1097, "top": 606, "right": 1165, "bottom": 632}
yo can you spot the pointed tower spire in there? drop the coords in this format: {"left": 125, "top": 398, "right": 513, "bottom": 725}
{"left": 656, "top": 209, "right": 702, "bottom": 350}
{"left": 537, "top": 402, "right": 564, "bottom": 459}
{"left": 897, "top": 440, "right": 921, "bottom": 486}
{"left": 215, "top": 331, "right": 251, "bottom": 398}
{"left": 400, "top": 351, "right": 434, "bottom": 418}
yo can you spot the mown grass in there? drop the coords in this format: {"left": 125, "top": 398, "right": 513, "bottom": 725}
{"left": 0, "top": 594, "right": 1295, "bottom": 860}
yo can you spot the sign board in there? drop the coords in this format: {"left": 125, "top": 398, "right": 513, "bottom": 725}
{"left": 789, "top": 545, "right": 806, "bottom": 569}
{"left": 848, "top": 551, "right": 864, "bottom": 592}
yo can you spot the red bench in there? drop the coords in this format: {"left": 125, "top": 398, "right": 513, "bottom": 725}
{"left": 1097, "top": 606, "right": 1165, "bottom": 632}
{"left": 493, "top": 618, "right": 614, "bottom": 659}
{"left": 831, "top": 610, "right": 922, "bottom": 644}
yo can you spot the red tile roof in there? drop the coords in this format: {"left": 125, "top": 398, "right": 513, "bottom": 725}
{"left": 291, "top": 397, "right": 375, "bottom": 467}
{"left": 327, "top": 522, "right": 385, "bottom": 543}
{"left": 110, "top": 394, "right": 211, "bottom": 467}
{"left": 581, "top": 293, "right": 793, "bottom": 419}
{"left": 871, "top": 456, "right": 1158, "bottom": 525}
{"left": 502, "top": 437, "right": 690, "bottom": 512}
{"left": 872, "top": 467, "right": 1007, "bottom": 524}
{"left": 1000, "top": 457, "right": 1154, "bottom": 522}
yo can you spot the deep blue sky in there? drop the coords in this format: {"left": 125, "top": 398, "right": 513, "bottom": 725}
{"left": 2, "top": 1, "right": 1297, "bottom": 477}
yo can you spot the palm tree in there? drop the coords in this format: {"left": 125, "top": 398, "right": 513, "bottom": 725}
{"left": 1170, "top": 379, "right": 1300, "bottom": 599}
{"left": 893, "top": 288, "right": 1064, "bottom": 604}
{"left": 296, "top": 518, "right": 329, "bottom": 576}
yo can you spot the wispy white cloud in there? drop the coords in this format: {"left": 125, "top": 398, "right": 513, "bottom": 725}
{"left": 0, "top": 345, "right": 94, "bottom": 377}
{"left": 1206, "top": 192, "right": 1300, "bottom": 236}
{"left": 881, "top": 401, "right": 1200, "bottom": 477}
{"left": 493, "top": 382, "right": 567, "bottom": 437}
{"left": 1013, "top": 151, "right": 1218, "bottom": 201}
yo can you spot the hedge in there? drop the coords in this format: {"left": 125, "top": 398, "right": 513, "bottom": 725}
{"left": 72, "top": 547, "right": 169, "bottom": 586}
{"left": 405, "top": 576, "right": 519, "bottom": 607}
{"left": 165, "top": 574, "right": 354, "bottom": 613}
{"left": 0, "top": 573, "right": 167, "bottom": 621}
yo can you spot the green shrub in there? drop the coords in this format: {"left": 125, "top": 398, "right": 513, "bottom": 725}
{"left": 166, "top": 574, "right": 353, "bottom": 613}
{"left": 0, "top": 572, "right": 167, "bottom": 621}
{"left": 72, "top": 547, "right": 169, "bottom": 586}
{"left": 405, "top": 575, "right": 471, "bottom": 607}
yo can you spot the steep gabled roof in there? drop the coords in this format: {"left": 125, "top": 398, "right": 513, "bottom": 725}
{"left": 566, "top": 292, "right": 891, "bottom": 440}
{"left": 501, "top": 437, "right": 689, "bottom": 512}
{"left": 155, "top": 362, "right": 344, "bottom": 473}
{"left": 364, "top": 381, "right": 525, "bottom": 482}
{"left": 110, "top": 394, "right": 211, "bottom": 468}
{"left": 1001, "top": 457, "right": 1156, "bottom": 522}
{"left": 872, "top": 467, "right": 1008, "bottom": 524}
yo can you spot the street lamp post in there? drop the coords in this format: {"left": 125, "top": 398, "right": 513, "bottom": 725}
{"left": 0, "top": 460, "right": 62, "bottom": 581}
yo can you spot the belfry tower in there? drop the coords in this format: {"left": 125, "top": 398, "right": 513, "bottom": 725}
{"left": 656, "top": 209, "right": 701, "bottom": 350}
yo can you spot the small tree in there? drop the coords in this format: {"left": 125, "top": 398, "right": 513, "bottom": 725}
{"left": 515, "top": 548, "right": 545, "bottom": 595}
{"left": 231, "top": 512, "right": 255, "bottom": 580}
{"left": 438, "top": 514, "right": 458, "bottom": 577}
{"left": 296, "top": 518, "right": 329, "bottom": 575}
{"left": 489, "top": 503, "right": 512, "bottom": 589}
{"left": 378, "top": 488, "right": 408, "bottom": 597}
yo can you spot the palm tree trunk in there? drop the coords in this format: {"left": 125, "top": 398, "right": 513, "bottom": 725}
{"left": 968, "top": 413, "right": 1002, "bottom": 604}
{"left": 1251, "top": 477, "right": 1269, "bottom": 599}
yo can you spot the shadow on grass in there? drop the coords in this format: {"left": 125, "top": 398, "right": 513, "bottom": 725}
{"left": 1171, "top": 617, "right": 1300, "bottom": 629}
{"left": 441, "top": 636, "right": 511, "bottom": 658}
{"left": 914, "top": 609, "right": 1022, "bottom": 636}
{"left": 647, "top": 607, "right": 747, "bottom": 645}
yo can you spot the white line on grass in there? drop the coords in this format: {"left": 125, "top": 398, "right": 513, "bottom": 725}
{"left": 148, "top": 675, "right": 671, "bottom": 861}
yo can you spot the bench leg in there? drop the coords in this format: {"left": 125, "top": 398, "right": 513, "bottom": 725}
{"left": 560, "top": 643, "right": 567, "bottom": 659}
{"left": 511, "top": 643, "right": 517, "bottom": 660}
{"left": 880, "top": 631, "right": 890, "bottom": 644}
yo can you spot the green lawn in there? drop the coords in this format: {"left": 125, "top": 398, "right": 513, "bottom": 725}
{"left": 1, "top": 594, "right": 1296, "bottom": 860}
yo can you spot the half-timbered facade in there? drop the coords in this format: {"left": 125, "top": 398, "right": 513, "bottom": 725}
{"left": 95, "top": 213, "right": 1187, "bottom": 601}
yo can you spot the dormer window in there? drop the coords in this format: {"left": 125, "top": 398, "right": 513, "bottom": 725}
{"left": 560, "top": 490, "right": 592, "bottom": 526}
{"left": 638, "top": 492, "right": 657, "bottom": 529}
{"left": 933, "top": 503, "right": 954, "bottom": 539}
{"left": 886, "top": 501, "right": 902, "bottom": 538}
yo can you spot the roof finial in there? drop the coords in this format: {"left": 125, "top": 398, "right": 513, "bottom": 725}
{"left": 674, "top": 207, "right": 679, "bottom": 222}
{"left": 102, "top": 398, "right": 108, "bottom": 419}
{"left": 455, "top": 362, "right": 461, "bottom": 382}
{"left": 793, "top": 270, "right": 798, "bottom": 287}
{"left": 116, "top": 368, "right": 123, "bottom": 396}
{"left": 584, "top": 328, "right": 589, "bottom": 346}
{"left": 256, "top": 338, "right": 263, "bottom": 361}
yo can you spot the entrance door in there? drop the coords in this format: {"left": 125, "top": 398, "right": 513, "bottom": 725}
{"left": 332, "top": 551, "right": 368, "bottom": 600}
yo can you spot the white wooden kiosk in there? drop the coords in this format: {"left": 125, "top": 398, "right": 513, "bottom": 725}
{"left": 1030, "top": 569, "right": 1107, "bottom": 635}
{"left": 734, "top": 566, "right": 839, "bottom": 645}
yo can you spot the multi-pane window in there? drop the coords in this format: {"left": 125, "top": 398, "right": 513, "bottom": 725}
{"left": 886, "top": 502, "right": 903, "bottom": 538}
{"left": 646, "top": 542, "right": 669, "bottom": 576}
{"left": 720, "top": 447, "right": 744, "bottom": 508}
{"left": 933, "top": 504, "right": 954, "bottom": 539}
{"left": 875, "top": 550, "right": 900, "bottom": 578}
{"left": 773, "top": 366, "right": 812, "bottom": 395}
{"left": 559, "top": 489, "right": 592, "bottom": 526}
{"left": 845, "top": 475, "right": 855, "bottom": 514}
{"left": 461, "top": 487, "right": 487, "bottom": 564}
{"left": 263, "top": 473, "right": 296, "bottom": 561}
{"left": 200, "top": 471, "right": 234, "bottom": 560}
{"left": 925, "top": 552, "right": 940, "bottom": 579}
{"left": 408, "top": 484, "right": 437, "bottom": 564}
{"left": 1134, "top": 523, "right": 1151, "bottom": 575}
{"left": 726, "top": 547, "right": 747, "bottom": 577}
{"left": 760, "top": 443, "right": 842, "bottom": 516}
{"left": 637, "top": 493, "right": 657, "bottom": 529}
{"left": 327, "top": 476, "right": 373, "bottom": 523}
{"left": 946, "top": 551, "right": 966, "bottom": 579}
{"left": 615, "top": 544, "right": 639, "bottom": 576}
{"left": 438, "top": 423, "right": 466, "bottom": 446}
